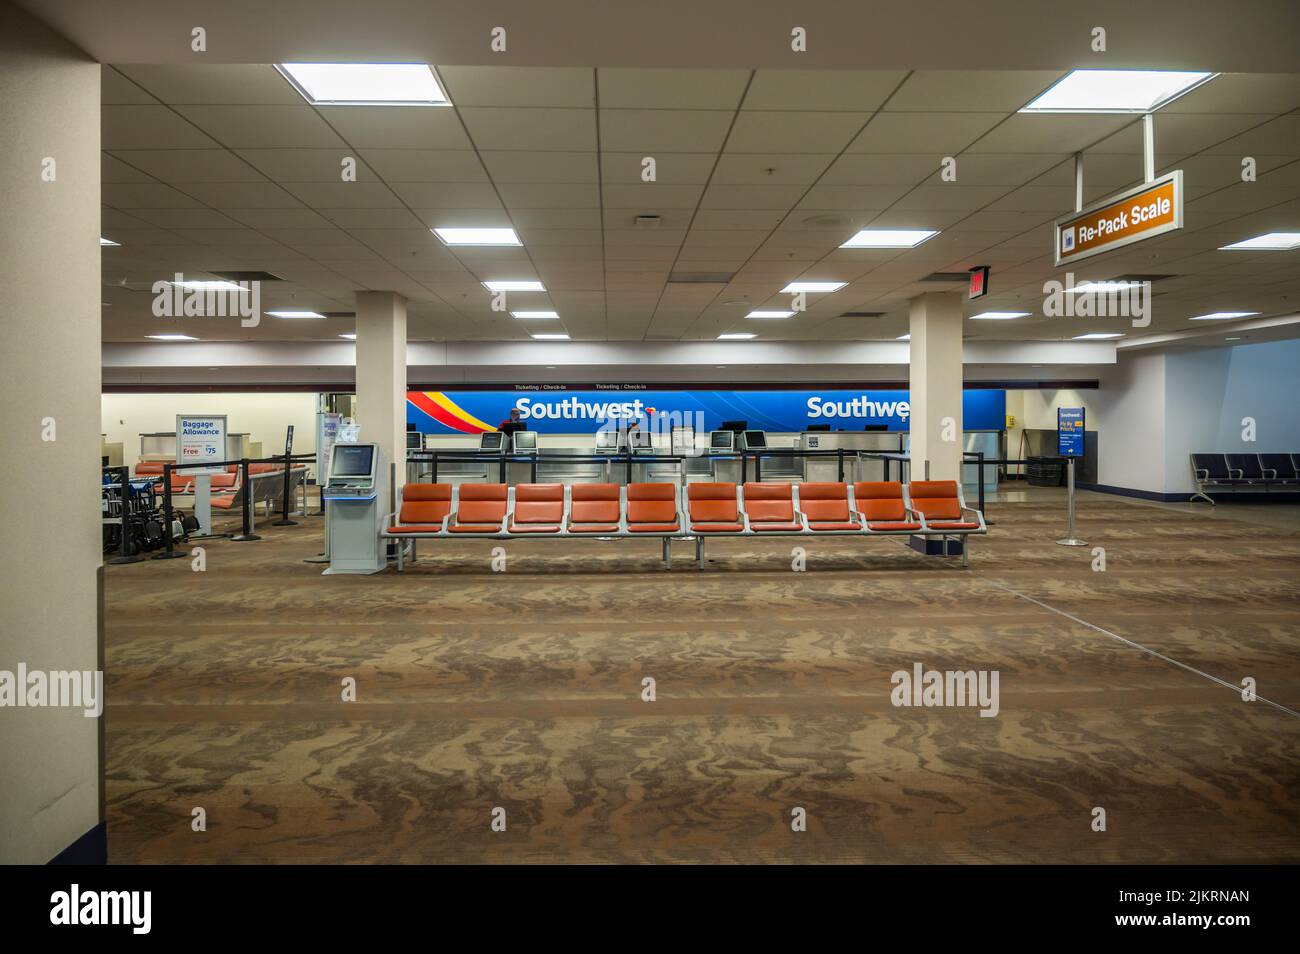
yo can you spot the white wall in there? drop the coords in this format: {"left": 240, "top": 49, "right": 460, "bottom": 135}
{"left": 1094, "top": 350, "right": 1168, "bottom": 494}
{"left": 102, "top": 392, "right": 318, "bottom": 470}
{"left": 1091, "top": 339, "right": 1300, "bottom": 496}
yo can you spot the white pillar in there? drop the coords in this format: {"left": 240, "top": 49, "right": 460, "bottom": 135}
{"left": 354, "top": 291, "right": 407, "bottom": 478}
{"left": 0, "top": 4, "right": 102, "bottom": 863}
{"left": 908, "top": 292, "right": 964, "bottom": 482}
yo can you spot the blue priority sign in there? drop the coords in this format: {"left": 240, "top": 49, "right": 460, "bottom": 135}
{"left": 1058, "top": 407, "right": 1085, "bottom": 457}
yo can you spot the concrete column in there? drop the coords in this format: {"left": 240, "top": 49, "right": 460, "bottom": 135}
{"left": 0, "top": 4, "right": 103, "bottom": 863}
{"left": 354, "top": 291, "right": 407, "bottom": 477}
{"left": 908, "top": 292, "right": 964, "bottom": 482}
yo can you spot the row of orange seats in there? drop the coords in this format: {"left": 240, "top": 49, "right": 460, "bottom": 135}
{"left": 383, "top": 480, "right": 985, "bottom": 570}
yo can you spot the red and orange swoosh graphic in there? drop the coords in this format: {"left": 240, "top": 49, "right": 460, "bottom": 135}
{"left": 406, "top": 391, "right": 496, "bottom": 434}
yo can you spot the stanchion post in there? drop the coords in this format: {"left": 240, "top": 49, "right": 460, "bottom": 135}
{"left": 837, "top": 448, "right": 844, "bottom": 482}
{"left": 1055, "top": 457, "right": 1087, "bottom": 547}
{"left": 231, "top": 459, "right": 261, "bottom": 541}
{"left": 108, "top": 466, "right": 145, "bottom": 564}
{"left": 152, "top": 462, "right": 187, "bottom": 559}
{"left": 272, "top": 453, "right": 297, "bottom": 526}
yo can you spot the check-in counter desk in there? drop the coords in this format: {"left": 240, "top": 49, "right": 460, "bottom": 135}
{"left": 795, "top": 431, "right": 902, "bottom": 483}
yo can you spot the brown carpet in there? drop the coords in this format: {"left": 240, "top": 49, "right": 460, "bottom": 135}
{"left": 103, "top": 490, "right": 1300, "bottom": 863}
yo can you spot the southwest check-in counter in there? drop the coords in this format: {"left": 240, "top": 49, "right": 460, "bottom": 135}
{"left": 403, "top": 388, "right": 1008, "bottom": 494}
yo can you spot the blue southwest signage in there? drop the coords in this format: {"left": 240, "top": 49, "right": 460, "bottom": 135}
{"left": 407, "top": 388, "right": 1007, "bottom": 435}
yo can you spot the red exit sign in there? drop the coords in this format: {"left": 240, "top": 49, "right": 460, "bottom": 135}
{"left": 968, "top": 265, "right": 990, "bottom": 300}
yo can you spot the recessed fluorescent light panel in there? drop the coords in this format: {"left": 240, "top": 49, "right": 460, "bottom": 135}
{"left": 170, "top": 279, "right": 243, "bottom": 291}
{"left": 530, "top": 333, "right": 569, "bottom": 340}
{"left": 1218, "top": 233, "right": 1300, "bottom": 250}
{"left": 897, "top": 334, "right": 911, "bottom": 340}
{"left": 433, "top": 227, "right": 521, "bottom": 247}
{"left": 780, "top": 281, "right": 847, "bottom": 293}
{"left": 483, "top": 280, "right": 545, "bottom": 292}
{"left": 1021, "top": 70, "right": 1214, "bottom": 113}
{"left": 1191, "top": 311, "right": 1259, "bottom": 320}
{"left": 276, "top": 63, "right": 447, "bottom": 106}
{"left": 1067, "top": 281, "right": 1144, "bottom": 293}
{"left": 267, "top": 310, "right": 325, "bottom": 319}
{"left": 146, "top": 334, "right": 197, "bottom": 341}
{"left": 511, "top": 311, "right": 559, "bottom": 319}
{"left": 1073, "top": 332, "right": 1124, "bottom": 340}
{"left": 339, "top": 333, "right": 356, "bottom": 340}
{"left": 746, "top": 310, "right": 794, "bottom": 318}
{"left": 840, "top": 229, "right": 938, "bottom": 248}
{"left": 717, "top": 333, "right": 756, "bottom": 340}
{"left": 99, "top": 237, "right": 119, "bottom": 246}
{"left": 970, "top": 311, "right": 1030, "bottom": 320}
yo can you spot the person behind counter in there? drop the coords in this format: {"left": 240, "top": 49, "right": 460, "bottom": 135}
{"left": 498, "top": 408, "right": 525, "bottom": 435}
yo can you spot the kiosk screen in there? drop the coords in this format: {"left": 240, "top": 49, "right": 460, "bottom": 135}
{"left": 331, "top": 444, "right": 374, "bottom": 479}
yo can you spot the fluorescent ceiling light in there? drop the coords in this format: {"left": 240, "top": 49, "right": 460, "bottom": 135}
{"left": 1219, "top": 232, "right": 1300, "bottom": 251}
{"left": 780, "top": 281, "right": 847, "bottom": 293}
{"left": 276, "top": 63, "right": 447, "bottom": 106}
{"left": 483, "top": 280, "right": 545, "bottom": 292}
{"left": 1021, "top": 70, "right": 1214, "bottom": 113}
{"left": 1073, "top": 332, "right": 1124, "bottom": 340}
{"left": 1225, "top": 337, "right": 1243, "bottom": 341}
{"left": 339, "top": 333, "right": 356, "bottom": 340}
{"left": 717, "top": 332, "right": 756, "bottom": 340}
{"left": 433, "top": 227, "right": 521, "bottom": 247}
{"left": 746, "top": 310, "right": 794, "bottom": 318}
{"left": 1191, "top": 311, "right": 1259, "bottom": 320}
{"left": 897, "top": 334, "right": 911, "bottom": 340}
{"left": 970, "top": 311, "right": 1030, "bottom": 320}
{"left": 511, "top": 310, "right": 559, "bottom": 319}
{"left": 99, "top": 237, "right": 119, "bottom": 246}
{"left": 170, "top": 279, "right": 243, "bottom": 291}
{"left": 267, "top": 310, "right": 325, "bottom": 319}
{"left": 530, "top": 333, "right": 569, "bottom": 340}
{"left": 1067, "top": 280, "right": 1144, "bottom": 293}
{"left": 840, "top": 229, "right": 938, "bottom": 248}
{"left": 146, "top": 334, "right": 197, "bottom": 341}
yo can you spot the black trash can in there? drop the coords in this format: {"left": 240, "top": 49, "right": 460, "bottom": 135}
{"left": 1027, "top": 455, "right": 1065, "bottom": 487}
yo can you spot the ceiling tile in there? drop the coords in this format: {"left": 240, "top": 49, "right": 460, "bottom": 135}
{"left": 438, "top": 66, "right": 594, "bottom": 107}
{"left": 743, "top": 70, "right": 906, "bottom": 111}
{"left": 117, "top": 65, "right": 304, "bottom": 105}
{"left": 848, "top": 112, "right": 1005, "bottom": 153}
{"left": 102, "top": 105, "right": 220, "bottom": 149}
{"left": 597, "top": 68, "right": 749, "bottom": 109}
{"left": 599, "top": 109, "right": 733, "bottom": 152}
{"left": 175, "top": 105, "right": 347, "bottom": 148}
{"left": 726, "top": 111, "right": 869, "bottom": 153}
{"left": 315, "top": 105, "right": 472, "bottom": 149}
{"left": 459, "top": 107, "right": 596, "bottom": 150}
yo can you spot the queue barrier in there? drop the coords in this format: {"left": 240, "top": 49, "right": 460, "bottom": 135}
{"left": 383, "top": 479, "right": 985, "bottom": 571}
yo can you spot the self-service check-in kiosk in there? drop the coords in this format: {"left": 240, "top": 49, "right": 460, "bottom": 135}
{"left": 709, "top": 430, "right": 742, "bottom": 483}
{"left": 475, "top": 430, "right": 508, "bottom": 482}
{"left": 509, "top": 429, "right": 537, "bottom": 484}
{"left": 322, "top": 442, "right": 388, "bottom": 575}
{"left": 628, "top": 427, "right": 655, "bottom": 483}
{"left": 595, "top": 428, "right": 624, "bottom": 483}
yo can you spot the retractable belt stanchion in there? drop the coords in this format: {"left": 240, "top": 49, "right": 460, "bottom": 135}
{"left": 837, "top": 448, "right": 845, "bottom": 482}
{"left": 272, "top": 452, "right": 297, "bottom": 526}
{"left": 153, "top": 462, "right": 187, "bottom": 560}
{"left": 108, "top": 466, "right": 144, "bottom": 565}
{"left": 1055, "top": 457, "right": 1087, "bottom": 547}
{"left": 231, "top": 459, "right": 261, "bottom": 541}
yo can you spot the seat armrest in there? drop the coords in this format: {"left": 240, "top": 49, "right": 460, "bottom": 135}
{"left": 1228, "top": 468, "right": 1243, "bottom": 479}
{"left": 1262, "top": 467, "right": 1277, "bottom": 479}
{"left": 962, "top": 506, "right": 987, "bottom": 530}
{"left": 1193, "top": 468, "right": 1208, "bottom": 480}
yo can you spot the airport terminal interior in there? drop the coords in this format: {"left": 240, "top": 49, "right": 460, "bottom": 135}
{"left": 3, "top": 1, "right": 1299, "bottom": 867}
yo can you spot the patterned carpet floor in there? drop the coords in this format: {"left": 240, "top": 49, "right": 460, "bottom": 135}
{"left": 103, "top": 490, "right": 1300, "bottom": 863}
